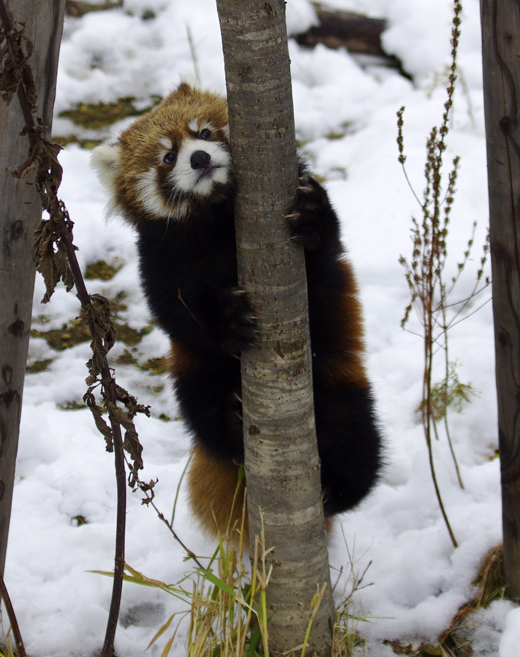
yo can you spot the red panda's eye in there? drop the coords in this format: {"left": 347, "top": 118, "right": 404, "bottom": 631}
{"left": 163, "top": 151, "right": 176, "bottom": 164}
{"left": 199, "top": 129, "right": 212, "bottom": 140}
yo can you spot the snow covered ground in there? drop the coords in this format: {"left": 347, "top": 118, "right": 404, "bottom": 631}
{"left": 6, "top": 0, "right": 518, "bottom": 655}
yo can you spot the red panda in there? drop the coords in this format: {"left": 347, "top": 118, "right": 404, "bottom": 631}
{"left": 92, "top": 82, "right": 382, "bottom": 542}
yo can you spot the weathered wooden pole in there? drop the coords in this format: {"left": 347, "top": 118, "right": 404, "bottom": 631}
{"left": 0, "top": 0, "right": 66, "bottom": 576}
{"left": 480, "top": 0, "right": 520, "bottom": 598}
{"left": 216, "top": 0, "right": 335, "bottom": 653}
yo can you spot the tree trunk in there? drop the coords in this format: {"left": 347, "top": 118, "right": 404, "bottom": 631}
{"left": 216, "top": 1, "right": 335, "bottom": 653}
{"left": 0, "top": 0, "right": 65, "bottom": 577}
{"left": 480, "top": 0, "right": 520, "bottom": 599}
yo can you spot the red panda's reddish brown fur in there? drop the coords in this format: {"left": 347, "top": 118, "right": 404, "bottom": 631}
{"left": 187, "top": 443, "right": 246, "bottom": 541}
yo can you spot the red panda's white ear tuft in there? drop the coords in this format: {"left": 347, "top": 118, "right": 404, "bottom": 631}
{"left": 91, "top": 144, "right": 121, "bottom": 193}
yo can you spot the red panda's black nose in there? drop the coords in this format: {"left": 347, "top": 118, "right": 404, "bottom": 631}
{"left": 191, "top": 150, "right": 211, "bottom": 170}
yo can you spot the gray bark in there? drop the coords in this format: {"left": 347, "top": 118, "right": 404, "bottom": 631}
{"left": 480, "top": 0, "right": 520, "bottom": 598}
{"left": 0, "top": 0, "right": 65, "bottom": 576}
{"left": 216, "top": 0, "right": 335, "bottom": 653}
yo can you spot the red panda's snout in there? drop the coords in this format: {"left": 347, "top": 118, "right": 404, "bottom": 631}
{"left": 190, "top": 150, "right": 211, "bottom": 169}
{"left": 172, "top": 135, "right": 231, "bottom": 199}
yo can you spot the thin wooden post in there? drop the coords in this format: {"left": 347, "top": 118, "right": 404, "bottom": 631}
{"left": 0, "top": 0, "right": 65, "bottom": 576}
{"left": 480, "top": 0, "right": 520, "bottom": 598}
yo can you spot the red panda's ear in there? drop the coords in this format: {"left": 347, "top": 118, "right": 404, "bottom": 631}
{"left": 91, "top": 143, "right": 121, "bottom": 193}
{"left": 176, "top": 82, "right": 192, "bottom": 95}
{"left": 176, "top": 78, "right": 198, "bottom": 95}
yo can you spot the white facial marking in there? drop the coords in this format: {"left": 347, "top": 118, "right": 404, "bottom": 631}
{"left": 137, "top": 168, "right": 186, "bottom": 220}
{"left": 172, "top": 137, "right": 231, "bottom": 196}
{"left": 188, "top": 119, "right": 215, "bottom": 135}
{"left": 159, "top": 136, "right": 173, "bottom": 150}
{"left": 137, "top": 169, "right": 171, "bottom": 218}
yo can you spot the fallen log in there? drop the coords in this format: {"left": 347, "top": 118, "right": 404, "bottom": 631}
{"left": 294, "top": 4, "right": 388, "bottom": 57}
{"left": 294, "top": 4, "right": 411, "bottom": 79}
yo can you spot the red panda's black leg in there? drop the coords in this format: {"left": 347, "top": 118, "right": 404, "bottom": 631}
{"left": 287, "top": 176, "right": 383, "bottom": 515}
{"left": 215, "top": 286, "right": 258, "bottom": 354}
{"left": 287, "top": 176, "right": 336, "bottom": 251}
{"left": 172, "top": 350, "right": 245, "bottom": 464}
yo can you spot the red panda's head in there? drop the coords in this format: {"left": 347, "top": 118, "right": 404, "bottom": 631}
{"left": 91, "top": 83, "right": 231, "bottom": 224}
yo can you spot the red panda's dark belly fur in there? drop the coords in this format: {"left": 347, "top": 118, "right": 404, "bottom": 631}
{"left": 136, "top": 188, "right": 382, "bottom": 527}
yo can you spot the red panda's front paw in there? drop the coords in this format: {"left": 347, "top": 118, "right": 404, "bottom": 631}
{"left": 286, "top": 176, "right": 331, "bottom": 251}
{"left": 218, "top": 287, "right": 258, "bottom": 353}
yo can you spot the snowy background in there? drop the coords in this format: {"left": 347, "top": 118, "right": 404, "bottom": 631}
{"left": 6, "top": 0, "right": 518, "bottom": 655}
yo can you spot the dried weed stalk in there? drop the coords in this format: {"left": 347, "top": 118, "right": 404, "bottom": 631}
{"left": 332, "top": 533, "right": 374, "bottom": 657}
{"left": 397, "top": 0, "right": 490, "bottom": 549}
